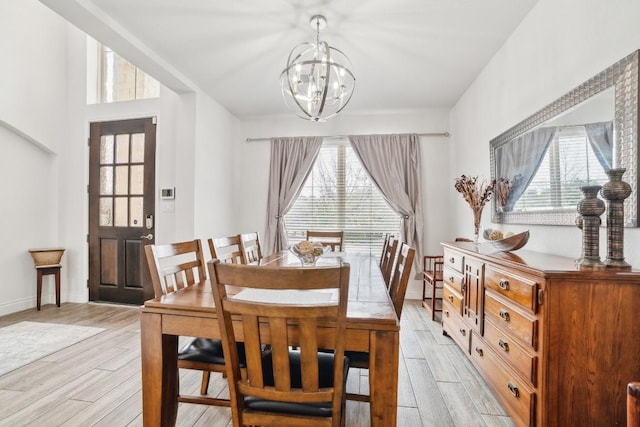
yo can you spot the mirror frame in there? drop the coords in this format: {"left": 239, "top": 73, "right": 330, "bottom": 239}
{"left": 490, "top": 50, "right": 639, "bottom": 226}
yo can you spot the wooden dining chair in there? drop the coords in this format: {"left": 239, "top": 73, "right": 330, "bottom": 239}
{"left": 380, "top": 235, "right": 399, "bottom": 286}
{"left": 345, "top": 243, "right": 415, "bottom": 403}
{"left": 208, "top": 259, "right": 351, "bottom": 427}
{"left": 144, "top": 239, "right": 240, "bottom": 407}
{"left": 306, "top": 230, "right": 344, "bottom": 252}
{"left": 422, "top": 237, "right": 473, "bottom": 321}
{"left": 208, "top": 234, "right": 245, "bottom": 264}
{"left": 239, "top": 231, "right": 263, "bottom": 264}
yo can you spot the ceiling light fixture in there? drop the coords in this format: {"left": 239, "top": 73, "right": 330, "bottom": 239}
{"left": 280, "top": 15, "right": 356, "bottom": 122}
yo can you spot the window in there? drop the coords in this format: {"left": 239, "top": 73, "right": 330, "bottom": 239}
{"left": 284, "top": 138, "right": 401, "bottom": 255}
{"left": 514, "top": 126, "right": 608, "bottom": 211}
{"left": 95, "top": 43, "right": 160, "bottom": 103}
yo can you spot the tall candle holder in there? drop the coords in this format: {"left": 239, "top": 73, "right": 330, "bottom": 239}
{"left": 576, "top": 185, "right": 605, "bottom": 269}
{"left": 600, "top": 168, "right": 632, "bottom": 269}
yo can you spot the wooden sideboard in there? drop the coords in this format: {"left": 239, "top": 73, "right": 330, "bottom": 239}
{"left": 440, "top": 241, "right": 640, "bottom": 427}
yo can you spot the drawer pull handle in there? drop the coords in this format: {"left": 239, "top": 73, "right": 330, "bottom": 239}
{"left": 449, "top": 257, "right": 455, "bottom": 264}
{"left": 475, "top": 347, "right": 483, "bottom": 356}
{"left": 498, "top": 339, "right": 510, "bottom": 352}
{"left": 444, "top": 310, "right": 450, "bottom": 317}
{"left": 499, "top": 309, "right": 510, "bottom": 322}
{"left": 459, "top": 328, "right": 466, "bottom": 336}
{"left": 499, "top": 279, "right": 510, "bottom": 290}
{"left": 449, "top": 276, "right": 455, "bottom": 282}
{"left": 461, "top": 280, "right": 466, "bottom": 294}
{"left": 448, "top": 295, "right": 454, "bottom": 303}
{"left": 507, "top": 381, "right": 520, "bottom": 398}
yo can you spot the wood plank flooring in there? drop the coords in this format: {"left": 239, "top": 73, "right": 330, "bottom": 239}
{"left": 0, "top": 301, "right": 514, "bottom": 426}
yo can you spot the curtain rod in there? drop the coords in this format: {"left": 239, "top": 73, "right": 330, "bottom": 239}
{"left": 245, "top": 132, "right": 450, "bottom": 142}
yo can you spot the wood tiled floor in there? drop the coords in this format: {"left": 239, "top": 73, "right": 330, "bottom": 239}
{"left": 0, "top": 301, "right": 514, "bottom": 426}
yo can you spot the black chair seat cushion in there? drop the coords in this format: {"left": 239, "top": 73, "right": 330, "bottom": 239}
{"left": 320, "top": 349, "right": 369, "bottom": 368}
{"left": 244, "top": 350, "right": 349, "bottom": 418}
{"left": 178, "top": 337, "right": 246, "bottom": 366}
{"left": 344, "top": 350, "right": 369, "bottom": 366}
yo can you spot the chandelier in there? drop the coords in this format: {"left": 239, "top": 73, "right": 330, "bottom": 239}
{"left": 280, "top": 15, "right": 356, "bottom": 122}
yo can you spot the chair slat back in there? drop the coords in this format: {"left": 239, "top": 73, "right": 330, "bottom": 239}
{"left": 379, "top": 233, "right": 392, "bottom": 270}
{"left": 239, "top": 232, "right": 263, "bottom": 264}
{"left": 208, "top": 260, "right": 350, "bottom": 425}
{"left": 208, "top": 235, "right": 244, "bottom": 264}
{"left": 306, "top": 230, "right": 344, "bottom": 252}
{"left": 381, "top": 236, "right": 399, "bottom": 286}
{"left": 389, "top": 243, "right": 416, "bottom": 319}
{"left": 144, "top": 240, "right": 207, "bottom": 297}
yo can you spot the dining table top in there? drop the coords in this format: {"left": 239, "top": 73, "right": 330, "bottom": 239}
{"left": 143, "top": 250, "right": 399, "bottom": 329}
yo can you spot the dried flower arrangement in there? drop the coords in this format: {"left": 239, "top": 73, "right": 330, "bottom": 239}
{"left": 454, "top": 175, "right": 495, "bottom": 240}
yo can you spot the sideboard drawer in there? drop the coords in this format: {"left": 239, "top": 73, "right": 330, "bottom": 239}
{"left": 485, "top": 266, "right": 538, "bottom": 313}
{"left": 484, "top": 318, "right": 537, "bottom": 385}
{"left": 484, "top": 292, "right": 537, "bottom": 350}
{"left": 471, "top": 332, "right": 535, "bottom": 427}
{"left": 442, "top": 305, "right": 470, "bottom": 353}
{"left": 443, "top": 266, "right": 464, "bottom": 294}
{"left": 443, "top": 284, "right": 463, "bottom": 315}
{"left": 444, "top": 248, "right": 464, "bottom": 273}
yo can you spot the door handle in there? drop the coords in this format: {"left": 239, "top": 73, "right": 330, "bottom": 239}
{"left": 140, "top": 234, "right": 154, "bottom": 240}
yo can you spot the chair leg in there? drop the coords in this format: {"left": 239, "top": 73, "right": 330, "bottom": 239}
{"left": 200, "top": 371, "right": 211, "bottom": 395}
{"left": 431, "top": 280, "right": 437, "bottom": 321}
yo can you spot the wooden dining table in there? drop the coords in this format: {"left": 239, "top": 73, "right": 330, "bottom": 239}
{"left": 140, "top": 250, "right": 400, "bottom": 426}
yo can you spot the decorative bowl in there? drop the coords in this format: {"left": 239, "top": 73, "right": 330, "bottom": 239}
{"left": 28, "top": 247, "right": 65, "bottom": 267}
{"left": 290, "top": 241, "right": 329, "bottom": 266}
{"left": 482, "top": 230, "right": 530, "bottom": 252}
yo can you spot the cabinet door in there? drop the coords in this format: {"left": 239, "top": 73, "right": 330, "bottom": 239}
{"left": 464, "top": 258, "right": 484, "bottom": 335}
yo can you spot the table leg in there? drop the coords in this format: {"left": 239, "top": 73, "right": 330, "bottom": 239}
{"left": 55, "top": 268, "right": 61, "bottom": 307}
{"left": 141, "top": 312, "right": 179, "bottom": 426}
{"left": 369, "top": 330, "right": 399, "bottom": 427}
{"left": 36, "top": 270, "right": 43, "bottom": 311}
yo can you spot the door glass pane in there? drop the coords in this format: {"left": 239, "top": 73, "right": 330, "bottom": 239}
{"left": 115, "top": 134, "right": 130, "bottom": 164}
{"left": 115, "top": 166, "right": 129, "bottom": 195}
{"left": 100, "top": 135, "right": 114, "bottom": 164}
{"left": 100, "top": 166, "right": 113, "bottom": 195}
{"left": 99, "top": 197, "right": 113, "bottom": 226}
{"left": 131, "top": 133, "right": 145, "bottom": 162}
{"left": 114, "top": 197, "right": 128, "bottom": 226}
{"left": 130, "top": 197, "right": 143, "bottom": 227}
{"left": 130, "top": 165, "right": 144, "bottom": 195}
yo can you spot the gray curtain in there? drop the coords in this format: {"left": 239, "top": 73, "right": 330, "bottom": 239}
{"left": 348, "top": 134, "right": 425, "bottom": 276}
{"left": 496, "top": 127, "right": 557, "bottom": 211}
{"left": 263, "top": 137, "right": 323, "bottom": 255}
{"left": 585, "top": 121, "right": 613, "bottom": 171}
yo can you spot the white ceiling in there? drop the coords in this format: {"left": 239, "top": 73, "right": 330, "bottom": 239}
{"left": 40, "top": 0, "right": 538, "bottom": 120}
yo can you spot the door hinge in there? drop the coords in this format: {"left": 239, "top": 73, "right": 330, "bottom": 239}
{"left": 152, "top": 116, "right": 157, "bottom": 125}
{"left": 86, "top": 279, "right": 89, "bottom": 288}
{"left": 87, "top": 184, "right": 90, "bottom": 193}
{"left": 87, "top": 137, "right": 90, "bottom": 146}
{"left": 537, "top": 288, "right": 543, "bottom": 305}
{"left": 87, "top": 234, "right": 89, "bottom": 243}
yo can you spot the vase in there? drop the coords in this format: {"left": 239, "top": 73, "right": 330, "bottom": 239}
{"left": 576, "top": 185, "right": 605, "bottom": 269}
{"left": 600, "top": 168, "right": 632, "bottom": 269}
{"left": 472, "top": 205, "right": 484, "bottom": 244}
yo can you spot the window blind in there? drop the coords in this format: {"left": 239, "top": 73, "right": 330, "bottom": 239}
{"left": 514, "top": 126, "right": 608, "bottom": 211}
{"left": 284, "top": 138, "right": 401, "bottom": 255}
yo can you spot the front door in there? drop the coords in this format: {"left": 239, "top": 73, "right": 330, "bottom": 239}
{"left": 88, "top": 117, "right": 156, "bottom": 304}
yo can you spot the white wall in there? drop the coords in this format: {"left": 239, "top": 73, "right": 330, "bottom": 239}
{"left": 0, "top": 0, "right": 67, "bottom": 314}
{"left": 235, "top": 110, "right": 451, "bottom": 298}
{"left": 0, "top": 1, "right": 240, "bottom": 315}
{"left": 450, "top": 0, "right": 640, "bottom": 267}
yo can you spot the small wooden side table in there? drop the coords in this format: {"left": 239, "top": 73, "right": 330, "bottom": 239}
{"left": 36, "top": 264, "right": 61, "bottom": 311}
{"left": 28, "top": 247, "right": 65, "bottom": 311}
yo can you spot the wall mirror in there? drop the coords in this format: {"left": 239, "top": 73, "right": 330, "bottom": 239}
{"left": 490, "top": 49, "right": 639, "bottom": 226}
